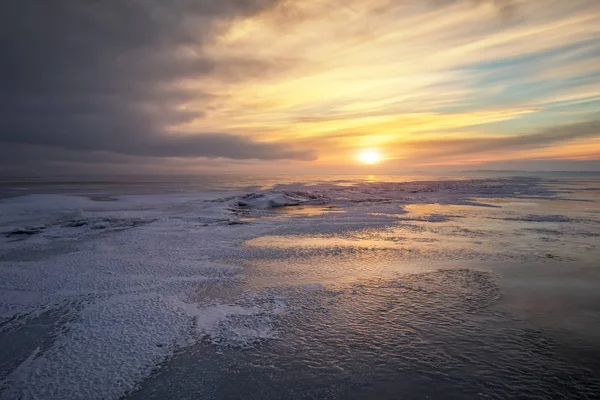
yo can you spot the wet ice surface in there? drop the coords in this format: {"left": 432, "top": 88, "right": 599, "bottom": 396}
{"left": 0, "top": 176, "right": 599, "bottom": 399}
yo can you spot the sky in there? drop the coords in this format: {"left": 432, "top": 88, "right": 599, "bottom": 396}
{"left": 1, "top": 0, "right": 600, "bottom": 175}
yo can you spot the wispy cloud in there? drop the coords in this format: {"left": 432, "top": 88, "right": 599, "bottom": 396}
{"left": 393, "top": 118, "right": 600, "bottom": 161}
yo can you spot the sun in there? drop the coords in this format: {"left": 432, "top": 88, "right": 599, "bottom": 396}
{"left": 357, "top": 149, "right": 382, "bottom": 165}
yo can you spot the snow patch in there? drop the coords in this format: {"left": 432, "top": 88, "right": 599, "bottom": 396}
{"left": 173, "top": 293, "right": 288, "bottom": 348}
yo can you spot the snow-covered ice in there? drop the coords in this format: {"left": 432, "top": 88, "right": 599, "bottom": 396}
{"left": 0, "top": 176, "right": 599, "bottom": 399}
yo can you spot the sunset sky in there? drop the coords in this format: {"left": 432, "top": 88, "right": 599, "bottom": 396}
{"left": 1, "top": 0, "right": 599, "bottom": 174}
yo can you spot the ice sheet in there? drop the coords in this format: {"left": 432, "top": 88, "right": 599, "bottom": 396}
{"left": 0, "top": 177, "right": 598, "bottom": 399}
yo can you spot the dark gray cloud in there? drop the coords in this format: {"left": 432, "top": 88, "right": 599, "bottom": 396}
{"left": 0, "top": 0, "right": 317, "bottom": 171}
{"left": 0, "top": 142, "right": 270, "bottom": 175}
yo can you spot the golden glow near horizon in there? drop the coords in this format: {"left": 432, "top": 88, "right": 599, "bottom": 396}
{"left": 357, "top": 149, "right": 382, "bottom": 165}
{"left": 175, "top": 0, "right": 600, "bottom": 172}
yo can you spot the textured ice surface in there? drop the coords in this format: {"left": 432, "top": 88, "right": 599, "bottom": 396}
{"left": 127, "top": 269, "right": 600, "bottom": 400}
{"left": 0, "top": 177, "right": 599, "bottom": 399}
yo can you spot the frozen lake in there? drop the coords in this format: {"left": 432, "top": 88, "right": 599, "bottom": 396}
{"left": 0, "top": 175, "right": 599, "bottom": 399}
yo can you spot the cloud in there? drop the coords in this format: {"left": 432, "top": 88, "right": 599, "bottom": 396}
{"left": 1, "top": 0, "right": 599, "bottom": 174}
{"left": 0, "top": 0, "right": 316, "bottom": 166}
{"left": 396, "top": 119, "right": 600, "bottom": 160}
{"left": 0, "top": 142, "right": 301, "bottom": 176}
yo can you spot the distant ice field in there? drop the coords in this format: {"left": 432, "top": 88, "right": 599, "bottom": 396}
{"left": 0, "top": 175, "right": 599, "bottom": 399}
